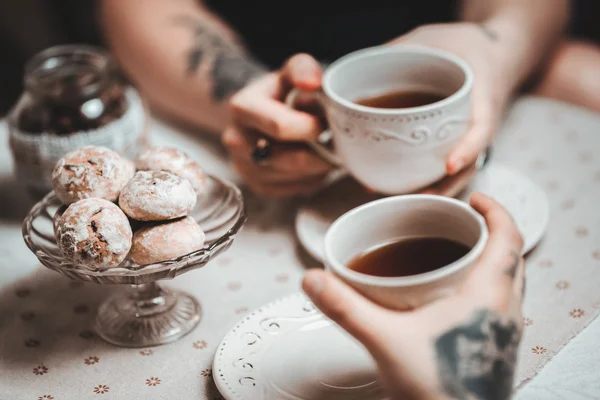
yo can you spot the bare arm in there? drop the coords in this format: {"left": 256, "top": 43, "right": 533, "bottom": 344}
{"left": 461, "top": 0, "right": 570, "bottom": 94}
{"left": 100, "top": 0, "right": 266, "bottom": 133}
{"left": 302, "top": 193, "right": 527, "bottom": 400}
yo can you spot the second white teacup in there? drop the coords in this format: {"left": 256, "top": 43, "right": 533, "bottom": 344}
{"left": 324, "top": 195, "right": 488, "bottom": 310}
{"left": 299, "top": 46, "right": 473, "bottom": 194}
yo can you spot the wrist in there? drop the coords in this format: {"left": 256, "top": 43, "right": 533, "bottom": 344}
{"left": 480, "top": 2, "right": 568, "bottom": 91}
{"left": 479, "top": 15, "right": 532, "bottom": 96}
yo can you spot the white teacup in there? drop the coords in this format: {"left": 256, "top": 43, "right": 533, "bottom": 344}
{"left": 296, "top": 46, "right": 473, "bottom": 194}
{"left": 324, "top": 195, "right": 488, "bottom": 310}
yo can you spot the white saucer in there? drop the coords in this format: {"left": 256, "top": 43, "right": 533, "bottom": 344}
{"left": 213, "top": 293, "right": 388, "bottom": 400}
{"left": 295, "top": 163, "right": 549, "bottom": 262}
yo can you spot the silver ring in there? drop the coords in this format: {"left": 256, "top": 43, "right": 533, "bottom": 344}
{"left": 251, "top": 137, "right": 272, "bottom": 165}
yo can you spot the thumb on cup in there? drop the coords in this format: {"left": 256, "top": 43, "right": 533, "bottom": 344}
{"left": 282, "top": 53, "right": 322, "bottom": 91}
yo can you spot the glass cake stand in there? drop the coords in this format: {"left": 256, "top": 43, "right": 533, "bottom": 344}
{"left": 22, "top": 176, "right": 246, "bottom": 347}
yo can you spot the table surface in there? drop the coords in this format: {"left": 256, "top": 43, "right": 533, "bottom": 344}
{"left": 1, "top": 96, "right": 599, "bottom": 400}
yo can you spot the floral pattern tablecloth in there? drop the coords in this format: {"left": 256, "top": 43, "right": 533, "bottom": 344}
{"left": 1, "top": 96, "right": 599, "bottom": 399}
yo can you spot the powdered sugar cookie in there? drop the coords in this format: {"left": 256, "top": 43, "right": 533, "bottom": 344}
{"left": 56, "top": 198, "right": 132, "bottom": 269}
{"left": 52, "top": 146, "right": 135, "bottom": 205}
{"left": 136, "top": 147, "right": 208, "bottom": 194}
{"left": 119, "top": 170, "right": 196, "bottom": 221}
{"left": 129, "top": 216, "right": 205, "bottom": 264}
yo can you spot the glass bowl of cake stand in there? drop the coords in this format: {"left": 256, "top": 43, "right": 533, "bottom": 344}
{"left": 22, "top": 175, "right": 246, "bottom": 348}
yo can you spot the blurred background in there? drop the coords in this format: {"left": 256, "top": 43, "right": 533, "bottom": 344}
{"left": 0, "top": 0, "right": 101, "bottom": 115}
{"left": 0, "top": 0, "right": 598, "bottom": 116}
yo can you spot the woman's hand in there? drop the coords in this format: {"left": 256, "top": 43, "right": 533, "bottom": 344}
{"left": 303, "top": 193, "right": 525, "bottom": 400}
{"left": 223, "top": 54, "right": 333, "bottom": 198}
{"left": 225, "top": 22, "right": 514, "bottom": 198}
{"left": 390, "top": 23, "right": 508, "bottom": 177}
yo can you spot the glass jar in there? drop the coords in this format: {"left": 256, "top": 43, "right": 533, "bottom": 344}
{"left": 8, "top": 45, "right": 148, "bottom": 199}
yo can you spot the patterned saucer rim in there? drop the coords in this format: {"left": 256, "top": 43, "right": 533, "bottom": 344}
{"left": 213, "top": 292, "right": 306, "bottom": 400}
{"left": 295, "top": 162, "right": 550, "bottom": 262}
{"left": 484, "top": 164, "right": 550, "bottom": 254}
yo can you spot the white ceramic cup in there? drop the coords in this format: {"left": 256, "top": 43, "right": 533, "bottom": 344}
{"left": 324, "top": 195, "right": 488, "bottom": 310}
{"left": 291, "top": 46, "right": 473, "bottom": 194}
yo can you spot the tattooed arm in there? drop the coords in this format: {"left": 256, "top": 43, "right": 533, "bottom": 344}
{"left": 100, "top": 0, "right": 266, "bottom": 133}
{"left": 303, "top": 193, "right": 527, "bottom": 400}
{"left": 461, "top": 0, "right": 570, "bottom": 96}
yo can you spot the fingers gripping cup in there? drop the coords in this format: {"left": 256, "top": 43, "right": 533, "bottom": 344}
{"left": 324, "top": 195, "right": 488, "bottom": 310}
{"left": 289, "top": 46, "right": 473, "bottom": 194}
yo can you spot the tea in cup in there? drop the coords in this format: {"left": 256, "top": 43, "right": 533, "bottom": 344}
{"left": 293, "top": 46, "right": 474, "bottom": 194}
{"left": 324, "top": 194, "right": 488, "bottom": 310}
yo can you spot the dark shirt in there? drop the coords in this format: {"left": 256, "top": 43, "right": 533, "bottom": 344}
{"left": 0, "top": 0, "right": 101, "bottom": 115}
{"left": 1, "top": 0, "right": 599, "bottom": 114}
{"left": 205, "top": 0, "right": 458, "bottom": 68}
{"left": 569, "top": 0, "right": 600, "bottom": 41}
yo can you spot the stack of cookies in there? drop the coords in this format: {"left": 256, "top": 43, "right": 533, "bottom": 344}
{"left": 52, "top": 145, "right": 208, "bottom": 270}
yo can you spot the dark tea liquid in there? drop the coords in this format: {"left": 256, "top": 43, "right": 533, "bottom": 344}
{"left": 355, "top": 90, "right": 446, "bottom": 109}
{"left": 347, "top": 237, "right": 470, "bottom": 277}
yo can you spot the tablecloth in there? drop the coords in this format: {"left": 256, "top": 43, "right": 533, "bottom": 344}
{"left": 1, "top": 96, "right": 599, "bottom": 400}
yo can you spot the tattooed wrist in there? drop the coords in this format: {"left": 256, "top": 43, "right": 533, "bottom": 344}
{"left": 435, "top": 309, "right": 521, "bottom": 400}
{"left": 477, "top": 24, "right": 499, "bottom": 41}
{"left": 504, "top": 251, "right": 520, "bottom": 280}
{"left": 173, "top": 15, "right": 267, "bottom": 101}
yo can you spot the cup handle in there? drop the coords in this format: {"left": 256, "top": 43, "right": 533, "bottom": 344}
{"left": 285, "top": 89, "right": 343, "bottom": 166}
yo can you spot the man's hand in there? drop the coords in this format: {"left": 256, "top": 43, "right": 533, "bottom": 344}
{"left": 223, "top": 54, "right": 333, "bottom": 198}
{"left": 303, "top": 193, "right": 525, "bottom": 400}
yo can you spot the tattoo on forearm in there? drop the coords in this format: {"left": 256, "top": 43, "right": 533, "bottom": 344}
{"left": 435, "top": 310, "right": 521, "bottom": 400}
{"left": 173, "top": 15, "right": 266, "bottom": 101}
{"left": 504, "top": 251, "right": 520, "bottom": 280}
{"left": 478, "top": 24, "right": 499, "bottom": 41}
